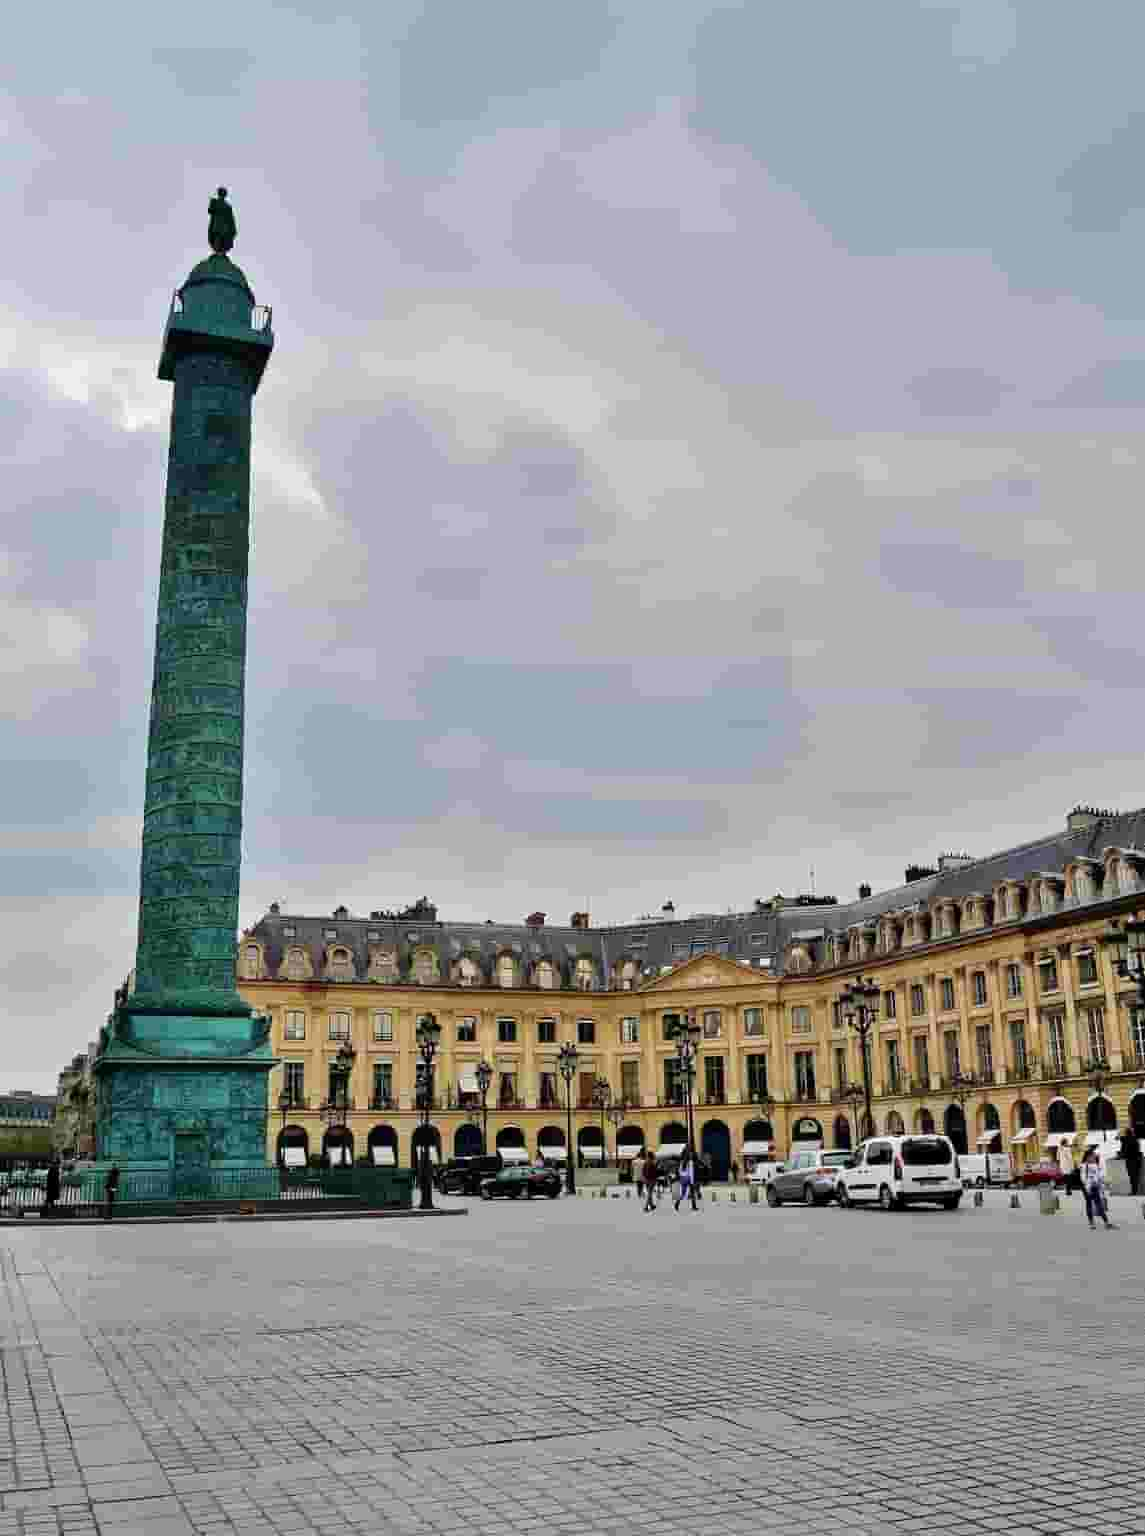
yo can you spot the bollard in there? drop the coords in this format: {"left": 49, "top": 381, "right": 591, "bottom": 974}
{"left": 1038, "top": 1185, "right": 1059, "bottom": 1216}
{"left": 1010, "top": 1191, "right": 1021, "bottom": 1209}
{"left": 973, "top": 1189, "right": 984, "bottom": 1208}
{"left": 749, "top": 1185, "right": 759, "bottom": 1205}
{"left": 625, "top": 1187, "right": 631, "bottom": 1199}
{"left": 710, "top": 1189, "right": 718, "bottom": 1201}
{"left": 730, "top": 1190, "right": 737, "bottom": 1202}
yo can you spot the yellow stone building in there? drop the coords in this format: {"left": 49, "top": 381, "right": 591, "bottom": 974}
{"left": 240, "top": 808, "right": 1145, "bottom": 1175}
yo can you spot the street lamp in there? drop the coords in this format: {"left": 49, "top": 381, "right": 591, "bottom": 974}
{"left": 277, "top": 1088, "right": 290, "bottom": 1164}
{"left": 842, "top": 1082, "right": 865, "bottom": 1147}
{"left": 839, "top": 976, "right": 878, "bottom": 1143}
{"left": 674, "top": 1012, "right": 701, "bottom": 1159}
{"left": 606, "top": 1102, "right": 625, "bottom": 1167}
{"left": 475, "top": 1058, "right": 493, "bottom": 1156}
{"left": 558, "top": 1041, "right": 579, "bottom": 1194}
{"left": 415, "top": 1014, "right": 441, "bottom": 1211}
{"left": 1104, "top": 917, "right": 1145, "bottom": 1068}
{"left": 948, "top": 1070, "right": 978, "bottom": 1167}
{"left": 1085, "top": 1053, "right": 1112, "bottom": 1140}
{"left": 319, "top": 1040, "right": 356, "bottom": 1166}
{"left": 591, "top": 1075, "right": 611, "bottom": 1169}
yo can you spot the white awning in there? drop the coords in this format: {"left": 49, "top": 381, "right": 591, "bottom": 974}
{"left": 742, "top": 1140, "right": 773, "bottom": 1155}
{"left": 499, "top": 1146, "right": 530, "bottom": 1165}
{"left": 1044, "top": 1132, "right": 1076, "bottom": 1149}
{"left": 458, "top": 1073, "right": 478, "bottom": 1093}
{"left": 539, "top": 1146, "right": 567, "bottom": 1161}
{"left": 657, "top": 1142, "right": 686, "bottom": 1157}
{"left": 617, "top": 1144, "right": 644, "bottom": 1159}
{"left": 975, "top": 1132, "right": 1002, "bottom": 1145}
{"left": 327, "top": 1145, "right": 351, "bottom": 1166}
{"left": 371, "top": 1146, "right": 396, "bottom": 1166}
{"left": 1085, "top": 1131, "right": 1118, "bottom": 1148}
{"left": 580, "top": 1144, "right": 604, "bottom": 1161}
{"left": 1010, "top": 1128, "right": 1036, "bottom": 1144}
{"left": 282, "top": 1146, "right": 307, "bottom": 1167}
{"left": 414, "top": 1146, "right": 440, "bottom": 1163}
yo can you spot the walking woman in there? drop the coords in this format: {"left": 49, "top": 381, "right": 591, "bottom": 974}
{"left": 675, "top": 1148, "right": 700, "bottom": 1211}
{"left": 1080, "top": 1147, "right": 1117, "bottom": 1231}
{"left": 641, "top": 1149, "right": 658, "bottom": 1213}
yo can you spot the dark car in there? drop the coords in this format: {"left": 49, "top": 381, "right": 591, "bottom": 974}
{"left": 437, "top": 1154, "right": 503, "bottom": 1196}
{"left": 1019, "top": 1159, "right": 1064, "bottom": 1189}
{"left": 479, "top": 1166, "right": 561, "bottom": 1200}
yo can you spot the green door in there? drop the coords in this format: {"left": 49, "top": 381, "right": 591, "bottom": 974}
{"left": 172, "top": 1132, "right": 211, "bottom": 1199}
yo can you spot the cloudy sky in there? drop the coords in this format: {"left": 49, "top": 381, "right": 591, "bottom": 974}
{"left": 4, "top": 2, "right": 1145, "bottom": 1088}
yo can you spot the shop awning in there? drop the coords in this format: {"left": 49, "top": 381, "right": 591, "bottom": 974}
{"left": 371, "top": 1146, "right": 396, "bottom": 1166}
{"left": 657, "top": 1141, "right": 686, "bottom": 1157}
{"left": 282, "top": 1146, "right": 307, "bottom": 1167}
{"left": 617, "top": 1144, "right": 643, "bottom": 1159}
{"left": 742, "top": 1140, "right": 773, "bottom": 1156}
{"left": 539, "top": 1146, "right": 567, "bottom": 1161}
{"left": 1009, "top": 1128, "right": 1036, "bottom": 1144}
{"left": 580, "top": 1144, "right": 604, "bottom": 1161}
{"left": 1085, "top": 1131, "right": 1118, "bottom": 1148}
{"left": 1044, "top": 1132, "right": 1076, "bottom": 1150}
{"left": 499, "top": 1146, "right": 530, "bottom": 1165}
{"left": 458, "top": 1073, "right": 478, "bottom": 1093}
{"left": 413, "top": 1146, "right": 440, "bottom": 1164}
{"left": 975, "top": 1132, "right": 1002, "bottom": 1145}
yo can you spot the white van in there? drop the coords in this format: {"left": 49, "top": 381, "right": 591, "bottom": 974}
{"left": 836, "top": 1134, "right": 962, "bottom": 1211}
{"left": 957, "top": 1151, "right": 1012, "bottom": 1188}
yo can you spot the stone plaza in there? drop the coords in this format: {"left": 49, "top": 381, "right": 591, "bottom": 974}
{"left": 0, "top": 1191, "right": 1139, "bottom": 1535}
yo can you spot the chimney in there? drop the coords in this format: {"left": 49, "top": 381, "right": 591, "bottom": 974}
{"left": 570, "top": 911, "right": 590, "bottom": 930}
{"left": 525, "top": 911, "right": 546, "bottom": 928}
{"left": 661, "top": 901, "right": 675, "bottom": 918}
{"left": 858, "top": 883, "right": 872, "bottom": 899}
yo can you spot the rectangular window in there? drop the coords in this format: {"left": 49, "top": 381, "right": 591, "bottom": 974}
{"left": 577, "top": 1018, "right": 595, "bottom": 1045}
{"left": 620, "top": 1016, "right": 639, "bottom": 1044}
{"left": 283, "top": 1061, "right": 304, "bottom": 1105}
{"left": 975, "top": 1024, "right": 994, "bottom": 1081}
{"left": 704, "top": 1056, "right": 725, "bottom": 1103}
{"left": 910, "top": 983, "right": 926, "bottom": 1017}
{"left": 743, "top": 1007, "right": 764, "bottom": 1036}
{"left": 885, "top": 1039, "right": 902, "bottom": 1092}
{"left": 1006, "top": 962, "right": 1022, "bottom": 999}
{"left": 794, "top": 1050, "right": 816, "bottom": 1100}
{"left": 457, "top": 1016, "right": 477, "bottom": 1043}
{"left": 1038, "top": 955, "right": 1059, "bottom": 993}
{"left": 372, "top": 1010, "right": 393, "bottom": 1042}
{"left": 284, "top": 1010, "right": 306, "bottom": 1041}
{"left": 940, "top": 977, "right": 955, "bottom": 1012}
{"left": 834, "top": 1046, "right": 847, "bottom": 1089}
{"left": 750, "top": 932, "right": 766, "bottom": 948}
{"left": 972, "top": 971, "right": 988, "bottom": 1007}
{"left": 537, "top": 1018, "right": 556, "bottom": 1044}
{"left": 663, "top": 1058, "right": 684, "bottom": 1105}
{"left": 1010, "top": 1019, "right": 1029, "bottom": 1077}
{"left": 1084, "top": 1006, "right": 1107, "bottom": 1061}
{"left": 539, "top": 1072, "right": 559, "bottom": 1108}
{"left": 371, "top": 1063, "right": 393, "bottom": 1108}
{"left": 366, "top": 929, "right": 380, "bottom": 941}
{"left": 943, "top": 1030, "right": 961, "bottom": 1081}
{"left": 328, "top": 1067, "right": 350, "bottom": 1106}
{"left": 702, "top": 1009, "right": 722, "bottom": 1039}
{"left": 1076, "top": 949, "right": 1099, "bottom": 986}
{"left": 324, "top": 928, "right": 337, "bottom": 940}
{"left": 282, "top": 925, "right": 296, "bottom": 939}
{"left": 1131, "top": 1010, "right": 1145, "bottom": 1069}
{"left": 690, "top": 940, "right": 711, "bottom": 956}
{"left": 913, "top": 1035, "right": 930, "bottom": 1086}
{"left": 790, "top": 1006, "right": 812, "bottom": 1035}
{"left": 746, "top": 1054, "right": 769, "bottom": 1099}
{"left": 883, "top": 990, "right": 896, "bottom": 1020}
{"left": 328, "top": 1010, "right": 351, "bottom": 1041}
{"left": 1045, "top": 1011, "right": 1066, "bottom": 1076}
{"left": 831, "top": 1000, "right": 843, "bottom": 1031}
{"left": 629, "top": 934, "right": 647, "bottom": 949}
{"left": 499, "top": 1073, "right": 517, "bottom": 1108}
{"left": 497, "top": 1018, "right": 517, "bottom": 1044}
{"left": 662, "top": 1012, "right": 681, "bottom": 1040}
{"left": 672, "top": 943, "right": 688, "bottom": 961}
{"left": 620, "top": 1059, "right": 641, "bottom": 1105}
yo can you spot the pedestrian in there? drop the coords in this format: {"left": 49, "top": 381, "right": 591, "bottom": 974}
{"left": 640, "top": 1149, "right": 658, "bottom": 1212}
{"left": 730, "top": 1159, "right": 739, "bottom": 1184}
{"left": 675, "top": 1148, "right": 700, "bottom": 1211}
{"left": 103, "top": 1163, "right": 120, "bottom": 1222}
{"left": 1058, "top": 1137, "right": 1075, "bottom": 1196}
{"left": 43, "top": 1160, "right": 61, "bottom": 1215}
{"left": 1119, "top": 1124, "right": 1142, "bottom": 1197}
{"left": 1080, "top": 1147, "right": 1117, "bottom": 1231}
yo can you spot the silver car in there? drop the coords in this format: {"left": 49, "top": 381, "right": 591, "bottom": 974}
{"left": 767, "top": 1148, "right": 854, "bottom": 1207}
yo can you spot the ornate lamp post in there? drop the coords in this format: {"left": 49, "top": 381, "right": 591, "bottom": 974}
{"left": 948, "top": 1070, "right": 978, "bottom": 1164}
{"left": 475, "top": 1058, "right": 493, "bottom": 1155}
{"left": 674, "top": 1012, "right": 701, "bottom": 1158}
{"left": 606, "top": 1102, "right": 625, "bottom": 1167}
{"left": 1084, "top": 1052, "right": 1113, "bottom": 1142}
{"left": 558, "top": 1041, "right": 579, "bottom": 1194}
{"left": 842, "top": 1082, "right": 865, "bottom": 1147}
{"left": 319, "top": 1041, "right": 356, "bottom": 1166}
{"left": 1103, "top": 917, "right": 1145, "bottom": 1069}
{"left": 839, "top": 976, "right": 879, "bottom": 1142}
{"left": 277, "top": 1088, "right": 290, "bottom": 1163}
{"left": 415, "top": 1014, "right": 441, "bottom": 1210}
{"left": 591, "top": 1076, "right": 611, "bottom": 1169}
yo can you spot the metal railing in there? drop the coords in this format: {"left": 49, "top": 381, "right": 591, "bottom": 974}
{"left": 2, "top": 1165, "right": 413, "bottom": 1214}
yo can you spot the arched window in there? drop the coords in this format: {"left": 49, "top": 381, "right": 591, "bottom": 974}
{"left": 575, "top": 958, "right": 594, "bottom": 992}
{"left": 536, "top": 959, "right": 554, "bottom": 990}
{"left": 413, "top": 950, "right": 437, "bottom": 985}
{"left": 240, "top": 944, "right": 261, "bottom": 979}
{"left": 329, "top": 947, "right": 354, "bottom": 981}
{"left": 498, "top": 955, "right": 515, "bottom": 988}
{"left": 1046, "top": 1098, "right": 1077, "bottom": 1135}
{"left": 618, "top": 959, "right": 638, "bottom": 990}
{"left": 457, "top": 956, "right": 478, "bottom": 986}
{"left": 369, "top": 949, "right": 398, "bottom": 982}
{"left": 285, "top": 947, "right": 308, "bottom": 981}
{"left": 833, "top": 1115, "right": 852, "bottom": 1150}
{"left": 885, "top": 1110, "right": 905, "bottom": 1135}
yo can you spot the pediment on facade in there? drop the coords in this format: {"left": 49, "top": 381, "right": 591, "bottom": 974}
{"left": 638, "top": 954, "right": 760, "bottom": 992}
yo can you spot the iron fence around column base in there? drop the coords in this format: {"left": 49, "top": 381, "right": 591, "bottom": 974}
{"left": 2, "top": 1165, "right": 415, "bottom": 1215}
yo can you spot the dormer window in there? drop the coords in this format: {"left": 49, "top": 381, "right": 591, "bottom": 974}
{"left": 536, "top": 959, "right": 554, "bottom": 989}
{"left": 575, "top": 958, "right": 594, "bottom": 991}
{"left": 284, "top": 947, "right": 309, "bottom": 981}
{"left": 329, "top": 947, "right": 354, "bottom": 981}
{"left": 498, "top": 955, "right": 515, "bottom": 988}
{"left": 240, "top": 944, "right": 261, "bottom": 980}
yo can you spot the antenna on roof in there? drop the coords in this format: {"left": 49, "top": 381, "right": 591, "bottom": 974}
{"left": 809, "top": 866, "right": 815, "bottom": 896}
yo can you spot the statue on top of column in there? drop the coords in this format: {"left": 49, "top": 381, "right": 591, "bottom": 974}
{"left": 208, "top": 187, "right": 237, "bottom": 254}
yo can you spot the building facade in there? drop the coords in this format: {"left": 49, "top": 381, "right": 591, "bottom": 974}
{"left": 241, "top": 808, "right": 1145, "bottom": 1175}
{"left": 0, "top": 1092, "right": 57, "bottom": 1167}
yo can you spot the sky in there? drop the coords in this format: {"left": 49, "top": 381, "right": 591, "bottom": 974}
{"left": 4, "top": 1, "right": 1145, "bottom": 1089}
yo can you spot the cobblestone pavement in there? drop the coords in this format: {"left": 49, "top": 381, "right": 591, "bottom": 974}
{"left": 0, "top": 1186, "right": 1141, "bottom": 1535}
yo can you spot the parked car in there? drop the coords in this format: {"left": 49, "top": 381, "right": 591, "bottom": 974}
{"left": 479, "top": 1166, "right": 562, "bottom": 1200}
{"left": 747, "top": 1159, "right": 782, "bottom": 1187}
{"left": 767, "top": 1148, "right": 853, "bottom": 1206}
{"left": 958, "top": 1151, "right": 1013, "bottom": 1188}
{"left": 437, "top": 1154, "right": 503, "bottom": 1196}
{"left": 836, "top": 1135, "right": 962, "bottom": 1211}
{"left": 1018, "top": 1159, "right": 1064, "bottom": 1190}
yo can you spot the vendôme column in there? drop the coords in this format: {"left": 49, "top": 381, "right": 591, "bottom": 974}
{"left": 95, "top": 191, "right": 277, "bottom": 1173}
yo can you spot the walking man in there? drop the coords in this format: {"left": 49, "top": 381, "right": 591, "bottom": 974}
{"left": 43, "top": 1159, "right": 61, "bottom": 1216}
{"left": 1080, "top": 1148, "right": 1117, "bottom": 1231}
{"left": 641, "top": 1149, "right": 658, "bottom": 1212}
{"left": 103, "top": 1163, "right": 120, "bottom": 1222}
{"left": 1119, "top": 1125, "right": 1142, "bottom": 1197}
{"left": 675, "top": 1148, "right": 700, "bottom": 1211}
